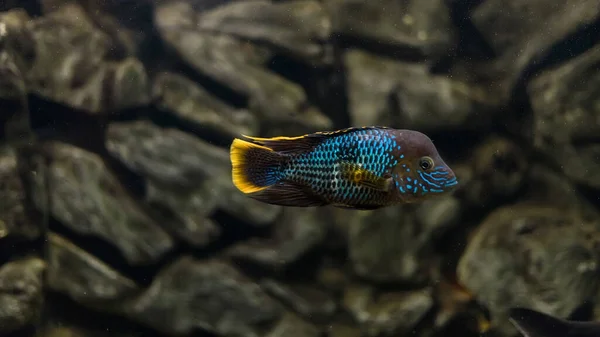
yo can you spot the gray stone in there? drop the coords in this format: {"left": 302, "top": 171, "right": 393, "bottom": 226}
{"left": 154, "top": 2, "right": 332, "bottom": 132}
{"left": 326, "top": 0, "right": 456, "bottom": 60}
{"left": 47, "top": 233, "right": 142, "bottom": 312}
{"left": 528, "top": 43, "right": 600, "bottom": 189}
{"left": 0, "top": 9, "right": 36, "bottom": 148}
{"left": 41, "top": 0, "right": 150, "bottom": 56}
{"left": 26, "top": 4, "right": 151, "bottom": 114}
{"left": 261, "top": 279, "right": 337, "bottom": 322}
{"left": 106, "top": 120, "right": 229, "bottom": 187}
{"left": 457, "top": 204, "right": 600, "bottom": 335}
{"left": 153, "top": 72, "right": 259, "bottom": 139}
{"left": 523, "top": 164, "right": 600, "bottom": 220}
{"left": 414, "top": 195, "right": 462, "bottom": 238}
{"left": 106, "top": 120, "right": 282, "bottom": 229}
{"left": 317, "top": 262, "right": 349, "bottom": 295}
{"left": 0, "top": 257, "right": 45, "bottom": 334}
{"left": 0, "top": 147, "right": 40, "bottom": 240}
{"left": 264, "top": 312, "right": 322, "bottom": 337}
{"left": 327, "top": 324, "right": 361, "bottom": 337}
{"left": 145, "top": 179, "right": 221, "bottom": 247}
{"left": 125, "top": 256, "right": 283, "bottom": 336}
{"left": 226, "top": 207, "right": 328, "bottom": 270}
{"left": 347, "top": 206, "right": 439, "bottom": 284}
{"left": 471, "top": 0, "right": 600, "bottom": 102}
{"left": 29, "top": 141, "right": 174, "bottom": 265}
{"left": 198, "top": 0, "right": 332, "bottom": 65}
{"left": 0, "top": 9, "right": 33, "bottom": 102}
{"left": 455, "top": 136, "right": 528, "bottom": 208}
{"left": 342, "top": 284, "right": 434, "bottom": 337}
{"left": 344, "top": 49, "right": 496, "bottom": 130}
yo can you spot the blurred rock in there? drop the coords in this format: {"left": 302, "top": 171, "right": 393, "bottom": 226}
{"left": 106, "top": 120, "right": 229, "bottom": 187}
{"left": 414, "top": 195, "right": 462, "bottom": 237}
{"left": 261, "top": 279, "right": 337, "bottom": 322}
{"left": 154, "top": 1, "right": 333, "bottom": 133}
{"left": 327, "top": 324, "right": 361, "bottom": 337}
{"left": 457, "top": 204, "right": 600, "bottom": 335}
{"left": 198, "top": 0, "right": 332, "bottom": 65}
{"left": 41, "top": 325, "right": 89, "bottom": 337}
{"left": 47, "top": 233, "right": 142, "bottom": 312}
{"left": 317, "top": 261, "right": 349, "bottom": 295}
{"left": 226, "top": 207, "right": 328, "bottom": 271}
{"left": 126, "top": 256, "right": 283, "bottom": 336}
{"left": 342, "top": 284, "right": 434, "bottom": 337}
{"left": 106, "top": 119, "right": 281, "bottom": 231}
{"left": 0, "top": 257, "right": 45, "bottom": 335}
{"left": 344, "top": 49, "right": 497, "bottom": 130}
{"left": 0, "top": 9, "right": 36, "bottom": 149}
{"left": 29, "top": 141, "right": 174, "bottom": 265}
{"left": 145, "top": 179, "right": 221, "bottom": 247}
{"left": 528, "top": 43, "right": 600, "bottom": 189}
{"left": 42, "top": 0, "right": 153, "bottom": 57}
{"left": 455, "top": 136, "right": 529, "bottom": 208}
{"left": 523, "top": 164, "right": 599, "bottom": 219}
{"left": 326, "top": 0, "right": 456, "bottom": 61}
{"left": 0, "top": 9, "right": 34, "bottom": 102}
{"left": 27, "top": 3, "right": 151, "bottom": 114}
{"left": 347, "top": 206, "right": 447, "bottom": 284}
{"left": 431, "top": 279, "right": 478, "bottom": 330}
{"left": 265, "top": 312, "right": 322, "bottom": 337}
{"left": 0, "top": 147, "right": 39, "bottom": 240}
{"left": 470, "top": 0, "right": 600, "bottom": 102}
{"left": 153, "top": 72, "right": 259, "bottom": 139}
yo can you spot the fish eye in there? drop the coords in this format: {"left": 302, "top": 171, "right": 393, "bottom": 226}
{"left": 419, "top": 156, "right": 434, "bottom": 171}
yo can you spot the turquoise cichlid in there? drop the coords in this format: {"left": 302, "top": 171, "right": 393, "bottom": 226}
{"left": 229, "top": 126, "right": 458, "bottom": 210}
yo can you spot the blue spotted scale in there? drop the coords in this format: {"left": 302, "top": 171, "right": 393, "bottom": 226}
{"left": 229, "top": 126, "right": 458, "bottom": 210}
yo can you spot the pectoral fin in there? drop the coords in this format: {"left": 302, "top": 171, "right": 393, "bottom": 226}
{"left": 340, "top": 162, "right": 393, "bottom": 192}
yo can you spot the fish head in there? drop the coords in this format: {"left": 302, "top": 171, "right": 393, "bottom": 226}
{"left": 391, "top": 130, "right": 457, "bottom": 201}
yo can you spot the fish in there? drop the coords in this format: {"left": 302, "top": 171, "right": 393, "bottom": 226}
{"left": 509, "top": 307, "right": 600, "bottom": 337}
{"left": 229, "top": 126, "right": 458, "bottom": 210}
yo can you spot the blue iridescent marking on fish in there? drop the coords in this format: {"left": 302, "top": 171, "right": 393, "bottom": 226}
{"left": 418, "top": 171, "right": 443, "bottom": 188}
{"left": 284, "top": 127, "right": 400, "bottom": 203}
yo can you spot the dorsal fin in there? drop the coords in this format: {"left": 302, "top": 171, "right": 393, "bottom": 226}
{"left": 242, "top": 126, "right": 391, "bottom": 154}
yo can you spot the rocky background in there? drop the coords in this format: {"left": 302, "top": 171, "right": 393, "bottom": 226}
{"left": 0, "top": 0, "right": 599, "bottom": 337}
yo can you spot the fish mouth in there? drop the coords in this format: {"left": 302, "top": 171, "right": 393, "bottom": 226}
{"left": 416, "top": 168, "right": 458, "bottom": 194}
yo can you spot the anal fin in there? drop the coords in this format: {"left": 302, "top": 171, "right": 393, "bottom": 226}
{"left": 340, "top": 162, "right": 393, "bottom": 192}
{"left": 248, "top": 181, "right": 327, "bottom": 207}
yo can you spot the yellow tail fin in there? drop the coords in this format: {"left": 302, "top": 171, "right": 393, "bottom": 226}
{"left": 230, "top": 138, "right": 285, "bottom": 194}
